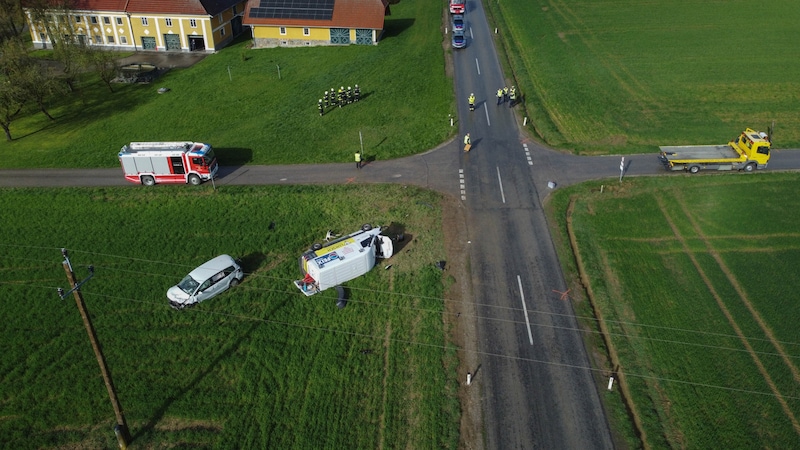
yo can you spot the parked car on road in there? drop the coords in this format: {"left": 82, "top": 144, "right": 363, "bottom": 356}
{"left": 452, "top": 14, "right": 465, "bottom": 32}
{"left": 452, "top": 30, "right": 466, "bottom": 49}
{"left": 167, "top": 254, "right": 243, "bottom": 309}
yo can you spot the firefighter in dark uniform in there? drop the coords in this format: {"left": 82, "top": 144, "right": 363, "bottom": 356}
{"left": 318, "top": 99, "right": 324, "bottom": 116}
{"left": 338, "top": 86, "right": 345, "bottom": 107}
{"left": 354, "top": 84, "right": 361, "bottom": 102}
{"left": 323, "top": 90, "right": 329, "bottom": 107}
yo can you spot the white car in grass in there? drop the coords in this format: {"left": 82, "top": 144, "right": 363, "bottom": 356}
{"left": 167, "top": 254, "right": 243, "bottom": 309}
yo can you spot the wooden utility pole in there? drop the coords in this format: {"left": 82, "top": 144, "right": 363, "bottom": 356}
{"left": 60, "top": 250, "right": 129, "bottom": 449}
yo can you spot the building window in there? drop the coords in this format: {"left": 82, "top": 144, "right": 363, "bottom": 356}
{"left": 233, "top": 5, "right": 238, "bottom": 14}
{"left": 165, "top": 18, "right": 172, "bottom": 27}
{"left": 218, "top": 14, "right": 223, "bottom": 25}
{"left": 116, "top": 17, "right": 123, "bottom": 25}
{"left": 141, "top": 17, "right": 148, "bottom": 26}
{"left": 94, "top": 34, "right": 102, "bottom": 44}
{"left": 103, "top": 16, "right": 110, "bottom": 24}
{"left": 75, "top": 16, "right": 81, "bottom": 23}
{"left": 190, "top": 19, "right": 197, "bottom": 28}
{"left": 120, "top": 36, "right": 128, "bottom": 44}
{"left": 221, "top": 27, "right": 226, "bottom": 36}
{"left": 303, "top": 27, "right": 310, "bottom": 36}
{"left": 107, "top": 35, "right": 115, "bottom": 44}
{"left": 90, "top": 16, "right": 98, "bottom": 24}
{"left": 280, "top": 27, "right": 286, "bottom": 35}
{"left": 39, "top": 32, "right": 46, "bottom": 42}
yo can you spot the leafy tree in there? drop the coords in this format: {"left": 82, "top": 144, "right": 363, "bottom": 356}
{"left": 0, "top": 76, "right": 25, "bottom": 140}
{"left": 87, "top": 47, "right": 119, "bottom": 93}
{"left": 0, "top": 0, "right": 23, "bottom": 40}
{"left": 0, "top": 36, "right": 62, "bottom": 127}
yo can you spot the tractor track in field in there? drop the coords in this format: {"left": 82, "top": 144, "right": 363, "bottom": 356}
{"left": 671, "top": 192, "right": 800, "bottom": 381}
{"left": 656, "top": 195, "right": 800, "bottom": 435}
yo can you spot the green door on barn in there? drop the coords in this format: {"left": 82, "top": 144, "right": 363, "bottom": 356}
{"left": 141, "top": 36, "right": 156, "bottom": 50}
{"left": 355, "top": 29, "right": 372, "bottom": 45}
{"left": 164, "top": 34, "right": 181, "bottom": 50}
{"left": 330, "top": 28, "right": 350, "bottom": 45}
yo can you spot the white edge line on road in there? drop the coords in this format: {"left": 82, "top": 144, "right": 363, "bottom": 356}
{"left": 518, "top": 275, "right": 534, "bottom": 345}
{"left": 475, "top": 58, "right": 481, "bottom": 76}
{"left": 496, "top": 166, "right": 506, "bottom": 204}
{"left": 470, "top": 27, "right": 474, "bottom": 39}
{"left": 484, "top": 106, "right": 491, "bottom": 126}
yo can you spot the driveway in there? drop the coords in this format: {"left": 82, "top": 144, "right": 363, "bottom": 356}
{"left": 117, "top": 51, "right": 207, "bottom": 69}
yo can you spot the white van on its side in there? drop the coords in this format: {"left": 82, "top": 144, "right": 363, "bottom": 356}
{"left": 167, "top": 254, "right": 243, "bottom": 309}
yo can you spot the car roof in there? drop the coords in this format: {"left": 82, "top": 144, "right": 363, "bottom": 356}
{"left": 187, "top": 254, "right": 237, "bottom": 281}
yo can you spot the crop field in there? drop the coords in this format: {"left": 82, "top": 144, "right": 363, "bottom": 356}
{"left": 0, "top": 0, "right": 452, "bottom": 169}
{"left": 487, "top": 0, "right": 800, "bottom": 153}
{"left": 547, "top": 173, "right": 800, "bottom": 448}
{"left": 0, "top": 184, "right": 460, "bottom": 448}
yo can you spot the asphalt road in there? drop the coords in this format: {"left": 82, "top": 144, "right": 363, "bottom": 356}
{"left": 451, "top": 1, "right": 614, "bottom": 448}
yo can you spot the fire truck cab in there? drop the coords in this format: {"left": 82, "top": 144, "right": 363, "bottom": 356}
{"left": 449, "top": 0, "right": 465, "bottom": 14}
{"left": 118, "top": 141, "right": 218, "bottom": 186}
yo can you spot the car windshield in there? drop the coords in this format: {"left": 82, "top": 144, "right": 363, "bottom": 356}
{"left": 177, "top": 274, "right": 200, "bottom": 294}
{"left": 203, "top": 148, "right": 216, "bottom": 166}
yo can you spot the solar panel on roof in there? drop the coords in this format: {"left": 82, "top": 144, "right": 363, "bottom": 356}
{"left": 250, "top": 0, "right": 335, "bottom": 20}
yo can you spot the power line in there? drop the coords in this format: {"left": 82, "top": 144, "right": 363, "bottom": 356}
{"left": 5, "top": 246, "right": 800, "bottom": 352}
{"left": 73, "top": 289, "right": 800, "bottom": 402}
{"left": 4, "top": 246, "right": 800, "bottom": 400}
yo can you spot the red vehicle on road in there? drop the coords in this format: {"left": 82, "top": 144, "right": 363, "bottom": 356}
{"left": 449, "top": 0, "right": 465, "bottom": 14}
{"left": 118, "top": 141, "right": 218, "bottom": 186}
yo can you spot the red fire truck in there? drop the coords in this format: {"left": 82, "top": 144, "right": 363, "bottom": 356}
{"left": 118, "top": 141, "right": 218, "bottom": 186}
{"left": 449, "top": 0, "right": 465, "bottom": 14}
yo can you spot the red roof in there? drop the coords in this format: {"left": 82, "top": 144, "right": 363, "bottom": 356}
{"left": 23, "top": 0, "right": 242, "bottom": 15}
{"left": 244, "top": 0, "right": 388, "bottom": 30}
{"left": 23, "top": 0, "right": 128, "bottom": 11}
{"left": 126, "top": 0, "right": 241, "bottom": 16}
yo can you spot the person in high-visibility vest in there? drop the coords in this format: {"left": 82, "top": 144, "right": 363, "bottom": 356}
{"left": 463, "top": 133, "right": 471, "bottom": 152}
{"left": 503, "top": 86, "right": 509, "bottom": 102}
{"left": 468, "top": 93, "right": 476, "bottom": 111}
{"left": 509, "top": 86, "right": 517, "bottom": 107}
{"left": 355, "top": 151, "right": 362, "bottom": 169}
{"left": 496, "top": 88, "right": 503, "bottom": 105}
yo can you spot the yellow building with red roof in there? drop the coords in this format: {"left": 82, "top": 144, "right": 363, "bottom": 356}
{"left": 243, "top": 0, "right": 389, "bottom": 48}
{"left": 24, "top": 0, "right": 248, "bottom": 52}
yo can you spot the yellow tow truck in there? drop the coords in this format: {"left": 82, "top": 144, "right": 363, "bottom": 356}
{"left": 659, "top": 128, "right": 771, "bottom": 174}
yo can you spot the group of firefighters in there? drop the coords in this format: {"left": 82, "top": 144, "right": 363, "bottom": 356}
{"left": 467, "top": 86, "right": 518, "bottom": 111}
{"left": 464, "top": 86, "right": 520, "bottom": 151}
{"left": 318, "top": 85, "right": 361, "bottom": 116}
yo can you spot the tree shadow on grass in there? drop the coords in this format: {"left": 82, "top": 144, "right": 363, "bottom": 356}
{"left": 382, "top": 18, "right": 415, "bottom": 39}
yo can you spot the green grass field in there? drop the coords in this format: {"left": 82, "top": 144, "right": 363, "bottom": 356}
{"left": 0, "top": 0, "right": 453, "bottom": 169}
{"left": 488, "top": 0, "right": 800, "bottom": 154}
{"left": 547, "top": 173, "right": 800, "bottom": 448}
{"left": 0, "top": 185, "right": 460, "bottom": 448}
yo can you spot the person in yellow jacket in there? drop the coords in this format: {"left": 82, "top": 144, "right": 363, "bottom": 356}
{"left": 463, "top": 133, "right": 471, "bottom": 152}
{"left": 496, "top": 88, "right": 503, "bottom": 105}
{"left": 355, "top": 151, "right": 362, "bottom": 169}
{"left": 468, "top": 93, "right": 476, "bottom": 111}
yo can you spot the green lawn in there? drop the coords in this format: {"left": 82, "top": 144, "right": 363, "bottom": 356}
{"left": 488, "top": 0, "right": 800, "bottom": 154}
{"left": 547, "top": 173, "right": 800, "bottom": 448}
{"left": 0, "top": 0, "right": 453, "bottom": 169}
{"left": 0, "top": 184, "right": 460, "bottom": 448}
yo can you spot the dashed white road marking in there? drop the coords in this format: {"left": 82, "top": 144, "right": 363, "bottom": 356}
{"left": 459, "top": 169, "right": 466, "bottom": 201}
{"left": 518, "top": 275, "right": 534, "bottom": 345}
{"left": 523, "top": 143, "right": 532, "bottom": 165}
